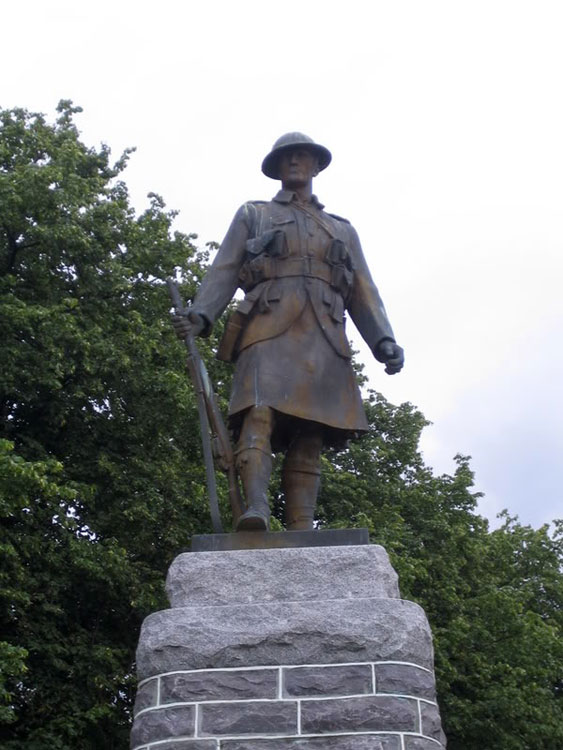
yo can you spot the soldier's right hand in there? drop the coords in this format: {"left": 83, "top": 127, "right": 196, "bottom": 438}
{"left": 171, "top": 311, "right": 206, "bottom": 340}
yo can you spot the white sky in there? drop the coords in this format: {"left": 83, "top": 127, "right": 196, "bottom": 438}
{"left": 2, "top": 0, "right": 562, "bottom": 528}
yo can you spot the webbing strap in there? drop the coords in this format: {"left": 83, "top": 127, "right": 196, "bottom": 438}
{"left": 291, "top": 202, "right": 338, "bottom": 239}
{"left": 270, "top": 257, "right": 332, "bottom": 283}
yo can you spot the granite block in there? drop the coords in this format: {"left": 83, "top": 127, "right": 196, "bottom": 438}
{"left": 283, "top": 664, "right": 372, "bottom": 697}
{"left": 420, "top": 702, "right": 443, "bottom": 742}
{"left": 133, "top": 678, "right": 158, "bottom": 715}
{"left": 375, "top": 664, "right": 436, "bottom": 700}
{"left": 167, "top": 545, "right": 399, "bottom": 607}
{"left": 404, "top": 737, "right": 443, "bottom": 750}
{"left": 130, "top": 706, "right": 194, "bottom": 746}
{"left": 301, "top": 695, "right": 417, "bottom": 734}
{"left": 132, "top": 543, "right": 446, "bottom": 749}
{"left": 221, "top": 735, "right": 401, "bottom": 749}
{"left": 137, "top": 599, "right": 432, "bottom": 678}
{"left": 161, "top": 669, "right": 278, "bottom": 703}
{"left": 200, "top": 700, "right": 297, "bottom": 736}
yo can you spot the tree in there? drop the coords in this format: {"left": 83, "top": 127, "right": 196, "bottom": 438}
{"left": 315, "top": 393, "right": 563, "bottom": 749}
{"left": 0, "top": 102, "right": 227, "bottom": 748}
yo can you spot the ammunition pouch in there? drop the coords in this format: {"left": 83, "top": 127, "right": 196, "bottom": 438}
{"left": 246, "top": 228, "right": 288, "bottom": 259}
{"left": 239, "top": 232, "right": 354, "bottom": 300}
{"left": 239, "top": 230, "right": 288, "bottom": 291}
{"left": 325, "top": 239, "right": 354, "bottom": 302}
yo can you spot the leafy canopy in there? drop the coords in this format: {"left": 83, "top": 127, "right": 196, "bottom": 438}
{"left": 0, "top": 101, "right": 229, "bottom": 749}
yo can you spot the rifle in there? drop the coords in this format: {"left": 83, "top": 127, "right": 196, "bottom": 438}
{"left": 167, "top": 279, "right": 245, "bottom": 531}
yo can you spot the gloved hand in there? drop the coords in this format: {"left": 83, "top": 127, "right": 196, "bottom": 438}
{"left": 374, "top": 340, "right": 404, "bottom": 375}
{"left": 170, "top": 310, "right": 206, "bottom": 340}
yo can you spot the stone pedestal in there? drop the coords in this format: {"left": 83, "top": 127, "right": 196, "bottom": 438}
{"left": 131, "top": 541, "right": 446, "bottom": 749}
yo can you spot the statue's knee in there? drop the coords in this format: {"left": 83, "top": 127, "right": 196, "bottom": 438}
{"left": 246, "top": 405, "right": 274, "bottom": 430}
{"left": 285, "top": 430, "right": 323, "bottom": 475}
{"left": 236, "top": 406, "right": 274, "bottom": 456}
{"left": 284, "top": 442, "right": 322, "bottom": 477}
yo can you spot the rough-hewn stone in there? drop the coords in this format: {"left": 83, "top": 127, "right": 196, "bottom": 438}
{"left": 166, "top": 545, "right": 399, "bottom": 607}
{"left": 221, "top": 735, "right": 401, "bottom": 749}
{"left": 161, "top": 668, "right": 278, "bottom": 703}
{"left": 130, "top": 706, "right": 195, "bottom": 746}
{"left": 132, "top": 544, "right": 446, "bottom": 749}
{"left": 283, "top": 664, "right": 372, "bottom": 697}
{"left": 137, "top": 599, "right": 432, "bottom": 678}
{"left": 404, "top": 737, "right": 443, "bottom": 750}
{"left": 199, "top": 700, "right": 297, "bottom": 736}
{"left": 375, "top": 664, "right": 436, "bottom": 700}
{"left": 300, "top": 695, "right": 418, "bottom": 734}
{"left": 420, "top": 702, "right": 444, "bottom": 742}
{"left": 133, "top": 678, "right": 158, "bottom": 716}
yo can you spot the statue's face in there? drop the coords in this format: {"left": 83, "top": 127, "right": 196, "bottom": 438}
{"left": 278, "top": 148, "right": 319, "bottom": 189}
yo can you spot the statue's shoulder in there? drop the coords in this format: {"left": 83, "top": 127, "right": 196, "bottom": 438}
{"left": 239, "top": 200, "right": 269, "bottom": 218}
{"left": 235, "top": 200, "right": 269, "bottom": 222}
{"left": 326, "top": 211, "right": 351, "bottom": 225}
{"left": 237, "top": 200, "right": 273, "bottom": 237}
{"left": 244, "top": 200, "right": 268, "bottom": 208}
{"left": 237, "top": 200, "right": 268, "bottom": 212}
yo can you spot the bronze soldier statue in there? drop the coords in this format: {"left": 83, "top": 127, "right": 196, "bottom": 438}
{"left": 172, "top": 133, "right": 404, "bottom": 532}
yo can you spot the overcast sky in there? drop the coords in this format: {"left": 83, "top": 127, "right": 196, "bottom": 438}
{"left": 2, "top": 0, "right": 562, "bottom": 529}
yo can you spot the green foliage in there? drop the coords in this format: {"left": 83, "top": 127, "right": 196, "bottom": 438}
{"left": 316, "top": 393, "right": 563, "bottom": 750}
{"left": 0, "top": 103, "right": 224, "bottom": 748}
{"left": 1, "top": 103, "right": 562, "bottom": 749}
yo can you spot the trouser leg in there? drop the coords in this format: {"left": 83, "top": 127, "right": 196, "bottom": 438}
{"left": 235, "top": 406, "right": 274, "bottom": 532}
{"left": 282, "top": 428, "right": 323, "bottom": 531}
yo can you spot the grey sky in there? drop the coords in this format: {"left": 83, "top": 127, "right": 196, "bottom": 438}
{"left": 2, "top": 0, "right": 562, "bottom": 528}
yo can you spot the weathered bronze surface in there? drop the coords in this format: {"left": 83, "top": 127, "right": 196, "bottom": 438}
{"left": 173, "top": 132, "right": 404, "bottom": 533}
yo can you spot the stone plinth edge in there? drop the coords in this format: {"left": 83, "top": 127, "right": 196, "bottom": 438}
{"left": 132, "top": 543, "right": 446, "bottom": 749}
{"left": 137, "top": 597, "right": 433, "bottom": 678}
{"left": 190, "top": 528, "right": 370, "bottom": 552}
{"left": 167, "top": 544, "right": 400, "bottom": 607}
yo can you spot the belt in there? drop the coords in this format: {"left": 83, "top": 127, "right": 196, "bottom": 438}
{"left": 265, "top": 256, "right": 332, "bottom": 284}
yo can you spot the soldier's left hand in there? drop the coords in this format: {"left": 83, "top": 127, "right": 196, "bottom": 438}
{"left": 374, "top": 340, "right": 404, "bottom": 375}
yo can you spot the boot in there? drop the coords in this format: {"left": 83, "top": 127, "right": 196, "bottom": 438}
{"left": 283, "top": 468, "right": 320, "bottom": 531}
{"left": 235, "top": 448, "right": 272, "bottom": 532}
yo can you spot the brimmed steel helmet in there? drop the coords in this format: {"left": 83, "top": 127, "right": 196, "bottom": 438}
{"left": 261, "top": 132, "right": 332, "bottom": 180}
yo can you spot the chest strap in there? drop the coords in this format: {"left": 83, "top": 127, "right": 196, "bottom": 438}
{"left": 239, "top": 255, "right": 333, "bottom": 291}
{"left": 291, "top": 202, "right": 339, "bottom": 239}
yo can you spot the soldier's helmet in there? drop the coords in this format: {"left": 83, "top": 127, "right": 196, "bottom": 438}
{"left": 261, "top": 132, "right": 332, "bottom": 180}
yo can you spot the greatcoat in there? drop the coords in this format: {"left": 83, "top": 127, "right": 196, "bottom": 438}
{"left": 192, "top": 190, "right": 396, "bottom": 447}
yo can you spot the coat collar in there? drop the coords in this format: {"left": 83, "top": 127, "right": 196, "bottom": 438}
{"left": 273, "top": 189, "right": 325, "bottom": 210}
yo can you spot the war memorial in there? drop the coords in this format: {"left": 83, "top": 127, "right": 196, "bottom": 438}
{"left": 130, "top": 133, "right": 447, "bottom": 749}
